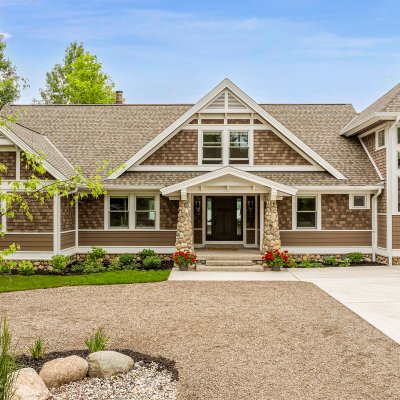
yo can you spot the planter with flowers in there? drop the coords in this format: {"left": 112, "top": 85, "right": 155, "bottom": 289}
{"left": 262, "top": 249, "right": 293, "bottom": 271}
{"left": 173, "top": 250, "right": 197, "bottom": 271}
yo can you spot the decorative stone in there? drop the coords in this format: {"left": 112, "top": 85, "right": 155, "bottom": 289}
{"left": 87, "top": 351, "right": 134, "bottom": 378}
{"left": 39, "top": 355, "right": 88, "bottom": 388}
{"left": 11, "top": 367, "right": 50, "bottom": 400}
{"left": 262, "top": 200, "right": 281, "bottom": 252}
{"left": 175, "top": 200, "right": 194, "bottom": 253}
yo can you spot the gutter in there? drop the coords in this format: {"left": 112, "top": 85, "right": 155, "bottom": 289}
{"left": 371, "top": 187, "right": 382, "bottom": 262}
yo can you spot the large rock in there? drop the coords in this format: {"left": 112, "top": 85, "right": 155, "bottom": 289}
{"left": 39, "top": 355, "right": 88, "bottom": 388}
{"left": 87, "top": 351, "right": 134, "bottom": 378}
{"left": 11, "top": 367, "right": 50, "bottom": 400}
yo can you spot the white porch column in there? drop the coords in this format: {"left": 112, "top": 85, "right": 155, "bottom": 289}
{"left": 262, "top": 199, "right": 281, "bottom": 252}
{"left": 175, "top": 199, "right": 194, "bottom": 252}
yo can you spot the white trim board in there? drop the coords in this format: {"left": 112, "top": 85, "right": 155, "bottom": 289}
{"left": 108, "top": 79, "right": 346, "bottom": 180}
{"left": 77, "top": 246, "right": 175, "bottom": 254}
{"left": 284, "top": 246, "right": 373, "bottom": 254}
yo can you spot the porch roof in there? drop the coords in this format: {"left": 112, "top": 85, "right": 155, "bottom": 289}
{"left": 160, "top": 166, "right": 298, "bottom": 197}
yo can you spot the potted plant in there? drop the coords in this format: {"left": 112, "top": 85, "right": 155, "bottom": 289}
{"left": 262, "top": 249, "right": 292, "bottom": 271}
{"left": 173, "top": 250, "right": 197, "bottom": 271}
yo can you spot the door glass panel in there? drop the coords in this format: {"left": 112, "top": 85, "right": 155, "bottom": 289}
{"left": 236, "top": 198, "right": 242, "bottom": 236}
{"left": 206, "top": 197, "right": 212, "bottom": 236}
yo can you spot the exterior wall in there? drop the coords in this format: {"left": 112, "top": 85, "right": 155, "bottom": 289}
{"left": 281, "top": 231, "right": 372, "bottom": 247}
{"left": 0, "top": 151, "right": 16, "bottom": 179}
{"left": 78, "top": 231, "right": 175, "bottom": 247}
{"left": 277, "top": 196, "right": 292, "bottom": 230}
{"left": 61, "top": 197, "right": 76, "bottom": 231}
{"left": 0, "top": 233, "right": 53, "bottom": 251}
{"left": 78, "top": 195, "right": 104, "bottom": 229}
{"left": 378, "top": 214, "right": 387, "bottom": 248}
{"left": 142, "top": 130, "right": 198, "bottom": 165}
{"left": 159, "top": 196, "right": 179, "bottom": 230}
{"left": 392, "top": 215, "right": 400, "bottom": 249}
{"left": 61, "top": 231, "right": 75, "bottom": 250}
{"left": 253, "top": 130, "right": 310, "bottom": 165}
{"left": 20, "top": 152, "right": 54, "bottom": 180}
{"left": 321, "top": 194, "right": 371, "bottom": 230}
{"left": 7, "top": 197, "right": 53, "bottom": 232}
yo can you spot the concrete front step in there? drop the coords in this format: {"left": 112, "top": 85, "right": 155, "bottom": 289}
{"left": 197, "top": 265, "right": 264, "bottom": 272}
{"left": 205, "top": 260, "right": 254, "bottom": 267}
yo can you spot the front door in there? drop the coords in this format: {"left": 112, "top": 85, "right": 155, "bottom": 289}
{"left": 206, "top": 196, "right": 243, "bottom": 241}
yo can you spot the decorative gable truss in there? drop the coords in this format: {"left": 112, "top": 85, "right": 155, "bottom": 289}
{"left": 109, "top": 79, "right": 346, "bottom": 179}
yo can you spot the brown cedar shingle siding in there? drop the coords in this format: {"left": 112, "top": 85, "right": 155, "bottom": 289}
{"left": 78, "top": 195, "right": 104, "bottom": 229}
{"left": 78, "top": 231, "right": 175, "bottom": 246}
{"left": 378, "top": 215, "right": 387, "bottom": 248}
{"left": 281, "top": 231, "right": 372, "bottom": 247}
{"left": 321, "top": 194, "right": 371, "bottom": 230}
{"left": 159, "top": 196, "right": 179, "bottom": 230}
{"left": 0, "top": 152, "right": 16, "bottom": 179}
{"left": 61, "top": 197, "right": 76, "bottom": 231}
{"left": 0, "top": 233, "right": 53, "bottom": 251}
{"left": 7, "top": 197, "right": 53, "bottom": 232}
{"left": 392, "top": 216, "right": 400, "bottom": 249}
{"left": 253, "top": 130, "right": 310, "bottom": 165}
{"left": 61, "top": 231, "right": 75, "bottom": 249}
{"left": 277, "top": 197, "right": 292, "bottom": 230}
{"left": 20, "top": 153, "right": 54, "bottom": 180}
{"left": 142, "top": 130, "right": 198, "bottom": 165}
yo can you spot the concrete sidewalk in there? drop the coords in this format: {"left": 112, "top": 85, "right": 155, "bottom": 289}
{"left": 169, "top": 266, "right": 400, "bottom": 344}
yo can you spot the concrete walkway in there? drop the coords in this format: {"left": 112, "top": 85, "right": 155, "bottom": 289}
{"left": 169, "top": 266, "right": 400, "bottom": 344}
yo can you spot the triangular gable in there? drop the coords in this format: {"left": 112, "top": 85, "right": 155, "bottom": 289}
{"left": 108, "top": 79, "right": 346, "bottom": 180}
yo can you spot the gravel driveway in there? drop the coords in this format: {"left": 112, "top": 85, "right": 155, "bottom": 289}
{"left": 1, "top": 281, "right": 400, "bottom": 400}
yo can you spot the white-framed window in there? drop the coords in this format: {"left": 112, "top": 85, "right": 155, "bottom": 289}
{"left": 106, "top": 194, "right": 159, "bottom": 230}
{"left": 202, "top": 131, "right": 223, "bottom": 164}
{"left": 376, "top": 129, "right": 385, "bottom": 150}
{"left": 295, "top": 195, "right": 318, "bottom": 229}
{"left": 349, "top": 194, "right": 370, "bottom": 209}
{"left": 229, "top": 131, "right": 249, "bottom": 164}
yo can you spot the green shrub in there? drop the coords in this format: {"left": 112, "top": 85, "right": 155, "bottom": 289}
{"left": 142, "top": 255, "right": 161, "bottom": 270}
{"left": 29, "top": 337, "right": 44, "bottom": 360}
{"left": 82, "top": 259, "right": 106, "bottom": 274}
{"left": 137, "top": 249, "right": 156, "bottom": 261}
{"left": 107, "top": 257, "right": 121, "bottom": 271}
{"left": 71, "top": 262, "right": 85, "bottom": 273}
{"left": 346, "top": 252, "right": 364, "bottom": 264}
{"left": 119, "top": 253, "right": 137, "bottom": 269}
{"left": 51, "top": 254, "right": 69, "bottom": 274}
{"left": 298, "top": 259, "right": 323, "bottom": 268}
{"left": 88, "top": 246, "right": 107, "bottom": 261}
{"left": 324, "top": 256, "right": 338, "bottom": 266}
{"left": 85, "top": 327, "right": 110, "bottom": 353}
{"left": 338, "top": 258, "right": 351, "bottom": 267}
{"left": 0, "top": 264, "right": 11, "bottom": 275}
{"left": 16, "top": 261, "right": 35, "bottom": 276}
{"left": 0, "top": 317, "right": 18, "bottom": 400}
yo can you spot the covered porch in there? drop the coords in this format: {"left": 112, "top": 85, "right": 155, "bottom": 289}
{"left": 160, "top": 167, "right": 297, "bottom": 253}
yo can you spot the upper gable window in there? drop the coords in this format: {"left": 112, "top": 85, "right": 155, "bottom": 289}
{"left": 376, "top": 129, "right": 385, "bottom": 149}
{"left": 202, "top": 131, "right": 223, "bottom": 164}
{"left": 229, "top": 131, "right": 249, "bottom": 164}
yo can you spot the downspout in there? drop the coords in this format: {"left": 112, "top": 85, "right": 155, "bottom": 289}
{"left": 371, "top": 188, "right": 382, "bottom": 262}
{"left": 387, "top": 117, "right": 400, "bottom": 266}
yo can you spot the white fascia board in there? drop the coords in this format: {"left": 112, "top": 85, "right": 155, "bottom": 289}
{"left": 160, "top": 166, "right": 297, "bottom": 196}
{"left": 128, "top": 165, "right": 324, "bottom": 172}
{"left": 340, "top": 112, "right": 399, "bottom": 137}
{"left": 109, "top": 78, "right": 346, "bottom": 180}
{"left": 294, "top": 185, "right": 383, "bottom": 193}
{"left": 0, "top": 125, "right": 67, "bottom": 181}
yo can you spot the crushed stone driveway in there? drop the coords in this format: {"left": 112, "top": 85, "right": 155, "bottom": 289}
{"left": 2, "top": 281, "right": 400, "bottom": 400}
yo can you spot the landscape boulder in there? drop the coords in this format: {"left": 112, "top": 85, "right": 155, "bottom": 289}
{"left": 11, "top": 367, "right": 50, "bottom": 400}
{"left": 87, "top": 351, "right": 134, "bottom": 378}
{"left": 39, "top": 355, "right": 88, "bottom": 388}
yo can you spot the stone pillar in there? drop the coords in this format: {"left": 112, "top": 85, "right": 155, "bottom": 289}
{"left": 262, "top": 200, "right": 281, "bottom": 252}
{"left": 175, "top": 200, "right": 194, "bottom": 252}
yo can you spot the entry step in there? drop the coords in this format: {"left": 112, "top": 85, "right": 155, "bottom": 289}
{"left": 205, "top": 260, "right": 254, "bottom": 267}
{"left": 197, "top": 265, "right": 264, "bottom": 272}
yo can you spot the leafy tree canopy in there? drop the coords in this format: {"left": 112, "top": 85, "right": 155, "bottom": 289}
{"left": 40, "top": 41, "right": 115, "bottom": 104}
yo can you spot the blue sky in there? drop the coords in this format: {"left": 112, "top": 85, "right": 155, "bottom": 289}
{"left": 1, "top": 0, "right": 400, "bottom": 110}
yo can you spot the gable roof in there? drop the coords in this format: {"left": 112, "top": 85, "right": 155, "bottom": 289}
{"left": 109, "top": 79, "right": 346, "bottom": 180}
{"left": 340, "top": 83, "right": 400, "bottom": 136}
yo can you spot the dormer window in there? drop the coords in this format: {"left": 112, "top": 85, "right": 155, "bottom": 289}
{"left": 202, "top": 131, "right": 223, "bottom": 164}
{"left": 229, "top": 131, "right": 249, "bottom": 164}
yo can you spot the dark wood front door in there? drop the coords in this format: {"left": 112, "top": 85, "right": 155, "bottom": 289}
{"left": 206, "top": 196, "right": 243, "bottom": 241}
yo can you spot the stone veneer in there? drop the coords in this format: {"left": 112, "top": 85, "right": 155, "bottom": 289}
{"left": 142, "top": 130, "right": 198, "bottom": 165}
{"left": 262, "top": 200, "right": 281, "bottom": 252}
{"left": 175, "top": 200, "right": 194, "bottom": 252}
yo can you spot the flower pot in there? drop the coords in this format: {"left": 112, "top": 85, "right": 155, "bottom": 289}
{"left": 179, "top": 265, "right": 189, "bottom": 271}
{"left": 271, "top": 265, "right": 281, "bottom": 272}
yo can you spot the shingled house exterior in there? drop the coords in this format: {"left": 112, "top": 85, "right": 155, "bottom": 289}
{"left": 0, "top": 79, "right": 399, "bottom": 264}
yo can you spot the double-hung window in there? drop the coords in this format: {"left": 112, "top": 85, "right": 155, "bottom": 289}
{"left": 135, "top": 196, "right": 156, "bottom": 228}
{"left": 229, "top": 131, "right": 249, "bottom": 164}
{"left": 296, "top": 196, "right": 317, "bottom": 229}
{"left": 202, "top": 131, "right": 222, "bottom": 164}
{"left": 109, "top": 196, "right": 129, "bottom": 228}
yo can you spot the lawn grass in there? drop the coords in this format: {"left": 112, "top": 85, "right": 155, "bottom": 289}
{"left": 0, "top": 269, "right": 171, "bottom": 293}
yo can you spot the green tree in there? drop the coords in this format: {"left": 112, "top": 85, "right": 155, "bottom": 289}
{"left": 39, "top": 41, "right": 84, "bottom": 104}
{"left": 39, "top": 42, "right": 115, "bottom": 104}
{"left": 0, "top": 35, "right": 27, "bottom": 108}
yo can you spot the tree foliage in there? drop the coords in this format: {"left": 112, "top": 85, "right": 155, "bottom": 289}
{"left": 40, "top": 41, "right": 115, "bottom": 104}
{"left": 0, "top": 35, "right": 27, "bottom": 108}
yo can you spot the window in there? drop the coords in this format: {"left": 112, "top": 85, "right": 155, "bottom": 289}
{"left": 202, "top": 131, "right": 222, "bottom": 164}
{"left": 229, "top": 131, "right": 249, "bottom": 164}
{"left": 296, "top": 196, "right": 317, "bottom": 228}
{"left": 349, "top": 194, "right": 369, "bottom": 209}
{"left": 398, "top": 151, "right": 400, "bottom": 169}
{"left": 376, "top": 129, "right": 385, "bottom": 149}
{"left": 109, "top": 196, "right": 129, "bottom": 228}
{"left": 397, "top": 128, "right": 400, "bottom": 144}
{"left": 135, "top": 196, "right": 156, "bottom": 228}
